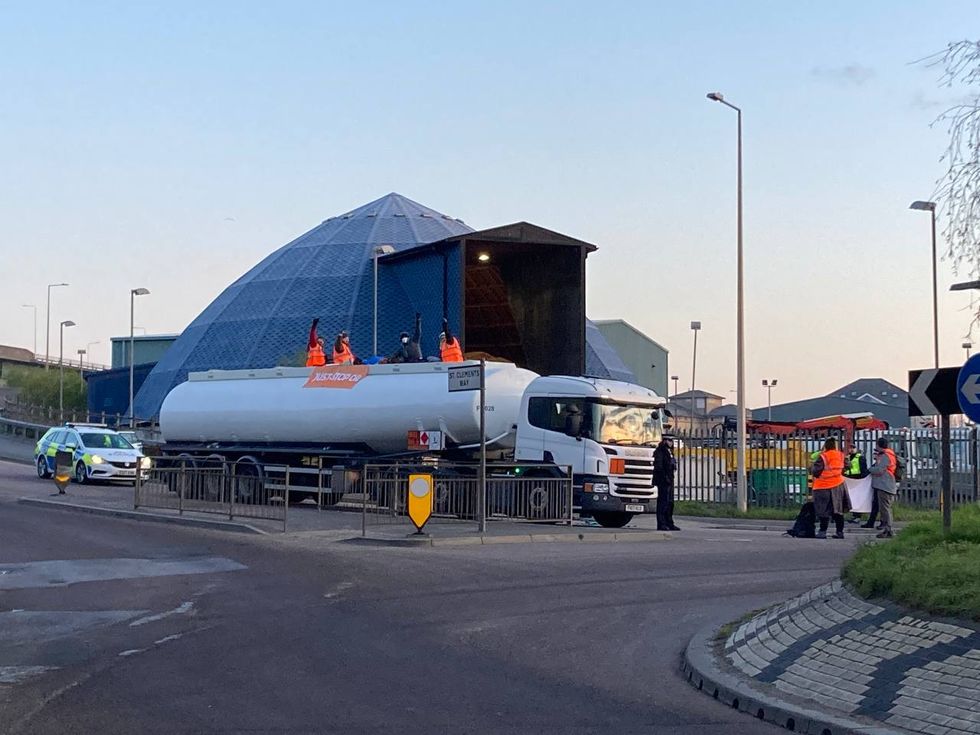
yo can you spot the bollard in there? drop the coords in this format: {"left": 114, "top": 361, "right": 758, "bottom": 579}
{"left": 284, "top": 466, "right": 290, "bottom": 532}
{"left": 228, "top": 463, "right": 235, "bottom": 520}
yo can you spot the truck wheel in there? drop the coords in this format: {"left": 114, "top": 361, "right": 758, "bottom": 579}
{"left": 592, "top": 511, "right": 633, "bottom": 529}
{"left": 526, "top": 485, "right": 550, "bottom": 519}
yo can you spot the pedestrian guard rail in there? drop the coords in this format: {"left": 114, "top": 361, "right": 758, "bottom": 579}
{"left": 357, "top": 463, "right": 574, "bottom": 534}
{"left": 135, "top": 458, "right": 288, "bottom": 531}
{"left": 672, "top": 427, "right": 980, "bottom": 509}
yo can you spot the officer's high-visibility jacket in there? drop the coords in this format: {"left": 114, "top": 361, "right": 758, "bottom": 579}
{"left": 441, "top": 337, "right": 463, "bottom": 363}
{"left": 333, "top": 344, "right": 354, "bottom": 365}
{"left": 813, "top": 449, "right": 845, "bottom": 490}
{"left": 306, "top": 344, "right": 326, "bottom": 367}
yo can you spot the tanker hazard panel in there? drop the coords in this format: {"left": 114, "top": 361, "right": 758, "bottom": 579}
{"left": 304, "top": 365, "right": 370, "bottom": 389}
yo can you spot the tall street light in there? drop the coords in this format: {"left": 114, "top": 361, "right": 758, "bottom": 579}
{"left": 910, "top": 201, "right": 939, "bottom": 368}
{"left": 46, "top": 282, "right": 69, "bottom": 369}
{"left": 130, "top": 288, "right": 150, "bottom": 427}
{"left": 707, "top": 91, "right": 748, "bottom": 513}
{"left": 59, "top": 320, "right": 76, "bottom": 422}
{"left": 21, "top": 304, "right": 37, "bottom": 355}
{"left": 762, "top": 379, "right": 778, "bottom": 421}
{"left": 690, "top": 321, "right": 701, "bottom": 429}
{"left": 671, "top": 374, "right": 679, "bottom": 400}
{"left": 372, "top": 245, "right": 395, "bottom": 355}
{"left": 77, "top": 349, "right": 87, "bottom": 387}
{"left": 964, "top": 342, "right": 972, "bottom": 359}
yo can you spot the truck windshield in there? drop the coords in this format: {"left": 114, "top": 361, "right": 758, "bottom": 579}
{"left": 589, "top": 402, "right": 663, "bottom": 447}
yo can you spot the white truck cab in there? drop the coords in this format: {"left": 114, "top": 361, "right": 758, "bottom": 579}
{"left": 514, "top": 375, "right": 667, "bottom": 527}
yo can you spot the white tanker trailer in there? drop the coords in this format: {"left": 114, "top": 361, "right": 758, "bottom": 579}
{"left": 158, "top": 361, "right": 668, "bottom": 527}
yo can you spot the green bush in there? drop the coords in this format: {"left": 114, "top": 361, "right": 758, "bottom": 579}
{"left": 3, "top": 364, "right": 87, "bottom": 410}
{"left": 843, "top": 504, "right": 980, "bottom": 620}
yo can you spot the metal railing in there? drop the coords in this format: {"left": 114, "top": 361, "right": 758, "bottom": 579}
{"left": 673, "top": 427, "right": 980, "bottom": 509}
{"left": 359, "top": 463, "right": 574, "bottom": 534}
{"left": 135, "top": 459, "right": 289, "bottom": 531}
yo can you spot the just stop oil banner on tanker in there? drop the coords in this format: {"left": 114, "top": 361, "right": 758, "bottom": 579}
{"left": 303, "top": 365, "right": 370, "bottom": 389}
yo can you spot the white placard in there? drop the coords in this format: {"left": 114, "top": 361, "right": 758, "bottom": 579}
{"left": 845, "top": 476, "right": 874, "bottom": 513}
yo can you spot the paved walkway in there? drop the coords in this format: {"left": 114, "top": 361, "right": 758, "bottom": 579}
{"left": 719, "top": 581, "right": 980, "bottom": 734}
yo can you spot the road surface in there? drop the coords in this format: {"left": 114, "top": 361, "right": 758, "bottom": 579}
{"left": 0, "top": 459, "right": 862, "bottom": 734}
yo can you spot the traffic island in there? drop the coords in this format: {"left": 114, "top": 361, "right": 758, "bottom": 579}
{"left": 683, "top": 580, "right": 980, "bottom": 734}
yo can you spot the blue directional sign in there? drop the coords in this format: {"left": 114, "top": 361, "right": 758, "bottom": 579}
{"left": 957, "top": 354, "right": 980, "bottom": 422}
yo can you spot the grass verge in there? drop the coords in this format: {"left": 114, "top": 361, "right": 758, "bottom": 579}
{"left": 842, "top": 504, "right": 980, "bottom": 620}
{"left": 675, "top": 500, "right": 940, "bottom": 523}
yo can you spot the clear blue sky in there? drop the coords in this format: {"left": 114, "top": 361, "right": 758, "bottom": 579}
{"left": 1, "top": 1, "right": 976, "bottom": 405}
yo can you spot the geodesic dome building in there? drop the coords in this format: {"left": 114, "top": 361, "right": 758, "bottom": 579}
{"left": 133, "top": 193, "right": 633, "bottom": 418}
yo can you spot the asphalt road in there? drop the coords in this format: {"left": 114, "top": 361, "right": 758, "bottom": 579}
{"left": 0, "top": 459, "right": 864, "bottom": 734}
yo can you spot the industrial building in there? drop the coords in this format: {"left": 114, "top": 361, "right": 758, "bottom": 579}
{"left": 593, "top": 319, "right": 669, "bottom": 397}
{"left": 133, "top": 193, "right": 635, "bottom": 418}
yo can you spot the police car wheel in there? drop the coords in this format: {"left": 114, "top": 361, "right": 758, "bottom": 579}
{"left": 36, "top": 456, "right": 50, "bottom": 479}
{"left": 74, "top": 462, "right": 88, "bottom": 485}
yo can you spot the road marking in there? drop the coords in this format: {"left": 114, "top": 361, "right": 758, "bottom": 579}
{"left": 154, "top": 633, "right": 184, "bottom": 645}
{"left": 0, "top": 610, "right": 147, "bottom": 645}
{"left": 0, "top": 666, "right": 56, "bottom": 684}
{"left": 0, "top": 557, "right": 246, "bottom": 590}
{"left": 118, "top": 649, "right": 145, "bottom": 657}
{"left": 130, "top": 601, "right": 194, "bottom": 627}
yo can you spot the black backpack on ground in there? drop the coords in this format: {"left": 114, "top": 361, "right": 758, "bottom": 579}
{"left": 786, "top": 501, "right": 816, "bottom": 538}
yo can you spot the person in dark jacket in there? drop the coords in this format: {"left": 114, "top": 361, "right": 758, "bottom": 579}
{"left": 653, "top": 436, "right": 679, "bottom": 531}
{"left": 386, "top": 313, "right": 423, "bottom": 364}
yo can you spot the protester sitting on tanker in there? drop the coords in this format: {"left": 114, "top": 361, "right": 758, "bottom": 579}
{"left": 332, "top": 331, "right": 361, "bottom": 365}
{"left": 385, "top": 313, "right": 423, "bottom": 364}
{"left": 306, "top": 318, "right": 326, "bottom": 367}
{"left": 439, "top": 318, "right": 463, "bottom": 363}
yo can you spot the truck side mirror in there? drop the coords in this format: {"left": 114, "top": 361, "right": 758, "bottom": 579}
{"left": 663, "top": 409, "right": 673, "bottom": 419}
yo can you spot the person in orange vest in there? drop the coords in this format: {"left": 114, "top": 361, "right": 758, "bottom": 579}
{"left": 869, "top": 437, "right": 899, "bottom": 538}
{"left": 332, "top": 330, "right": 357, "bottom": 365}
{"left": 306, "top": 318, "right": 326, "bottom": 367}
{"left": 439, "top": 318, "right": 463, "bottom": 363}
{"left": 810, "top": 437, "right": 851, "bottom": 539}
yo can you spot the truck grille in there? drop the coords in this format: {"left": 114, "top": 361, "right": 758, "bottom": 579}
{"left": 612, "top": 459, "right": 656, "bottom": 497}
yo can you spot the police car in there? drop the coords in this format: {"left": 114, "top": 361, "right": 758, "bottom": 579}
{"left": 34, "top": 424, "right": 151, "bottom": 484}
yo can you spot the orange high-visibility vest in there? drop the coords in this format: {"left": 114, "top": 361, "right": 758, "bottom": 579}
{"left": 441, "top": 337, "right": 463, "bottom": 363}
{"left": 333, "top": 344, "right": 354, "bottom": 365}
{"left": 813, "top": 449, "right": 845, "bottom": 490}
{"left": 882, "top": 448, "right": 897, "bottom": 478}
{"left": 306, "top": 345, "right": 326, "bottom": 367}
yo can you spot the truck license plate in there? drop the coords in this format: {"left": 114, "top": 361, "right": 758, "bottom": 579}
{"left": 625, "top": 504, "right": 645, "bottom": 513}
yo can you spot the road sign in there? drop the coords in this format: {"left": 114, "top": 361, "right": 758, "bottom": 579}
{"left": 908, "top": 367, "right": 962, "bottom": 416}
{"left": 407, "top": 473, "right": 433, "bottom": 532}
{"left": 53, "top": 449, "right": 72, "bottom": 494}
{"left": 448, "top": 364, "right": 481, "bottom": 392}
{"left": 957, "top": 354, "right": 980, "bottom": 422}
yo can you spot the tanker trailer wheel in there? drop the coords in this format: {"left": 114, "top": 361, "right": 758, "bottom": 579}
{"left": 232, "top": 457, "right": 263, "bottom": 505}
{"left": 168, "top": 454, "right": 197, "bottom": 499}
{"left": 525, "top": 485, "right": 550, "bottom": 520}
{"left": 592, "top": 511, "right": 633, "bottom": 529}
{"left": 203, "top": 454, "right": 228, "bottom": 502}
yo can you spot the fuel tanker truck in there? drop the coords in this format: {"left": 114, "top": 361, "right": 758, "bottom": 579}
{"left": 158, "top": 361, "right": 667, "bottom": 528}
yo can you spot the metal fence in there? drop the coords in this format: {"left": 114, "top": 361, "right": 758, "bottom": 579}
{"left": 135, "top": 459, "right": 289, "bottom": 531}
{"left": 673, "top": 427, "right": 980, "bottom": 509}
{"left": 358, "top": 463, "right": 574, "bottom": 534}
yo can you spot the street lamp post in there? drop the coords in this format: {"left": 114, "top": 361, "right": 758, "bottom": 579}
{"left": 45, "top": 283, "right": 69, "bottom": 369}
{"left": 670, "top": 375, "right": 679, "bottom": 400}
{"left": 964, "top": 342, "right": 972, "bottom": 359}
{"left": 372, "top": 245, "right": 395, "bottom": 355}
{"left": 21, "top": 304, "right": 37, "bottom": 355}
{"left": 707, "top": 91, "right": 747, "bottom": 513}
{"left": 129, "top": 288, "right": 150, "bottom": 427}
{"left": 59, "top": 320, "right": 76, "bottom": 422}
{"left": 910, "top": 201, "right": 939, "bottom": 368}
{"left": 690, "top": 321, "right": 701, "bottom": 429}
{"left": 762, "top": 379, "right": 778, "bottom": 421}
{"left": 77, "top": 349, "right": 86, "bottom": 387}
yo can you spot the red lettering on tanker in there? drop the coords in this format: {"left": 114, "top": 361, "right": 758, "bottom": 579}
{"left": 303, "top": 365, "right": 370, "bottom": 389}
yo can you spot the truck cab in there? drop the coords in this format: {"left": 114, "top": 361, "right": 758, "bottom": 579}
{"left": 514, "top": 376, "right": 666, "bottom": 527}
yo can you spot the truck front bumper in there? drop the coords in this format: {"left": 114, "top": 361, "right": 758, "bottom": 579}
{"left": 576, "top": 481, "right": 654, "bottom": 516}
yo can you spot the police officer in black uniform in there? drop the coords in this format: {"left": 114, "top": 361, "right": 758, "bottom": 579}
{"left": 654, "top": 435, "right": 679, "bottom": 531}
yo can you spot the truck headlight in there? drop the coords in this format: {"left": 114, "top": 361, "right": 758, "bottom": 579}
{"left": 592, "top": 483, "right": 610, "bottom": 494}
{"left": 140, "top": 456, "right": 152, "bottom": 469}
{"left": 91, "top": 455, "right": 105, "bottom": 465}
